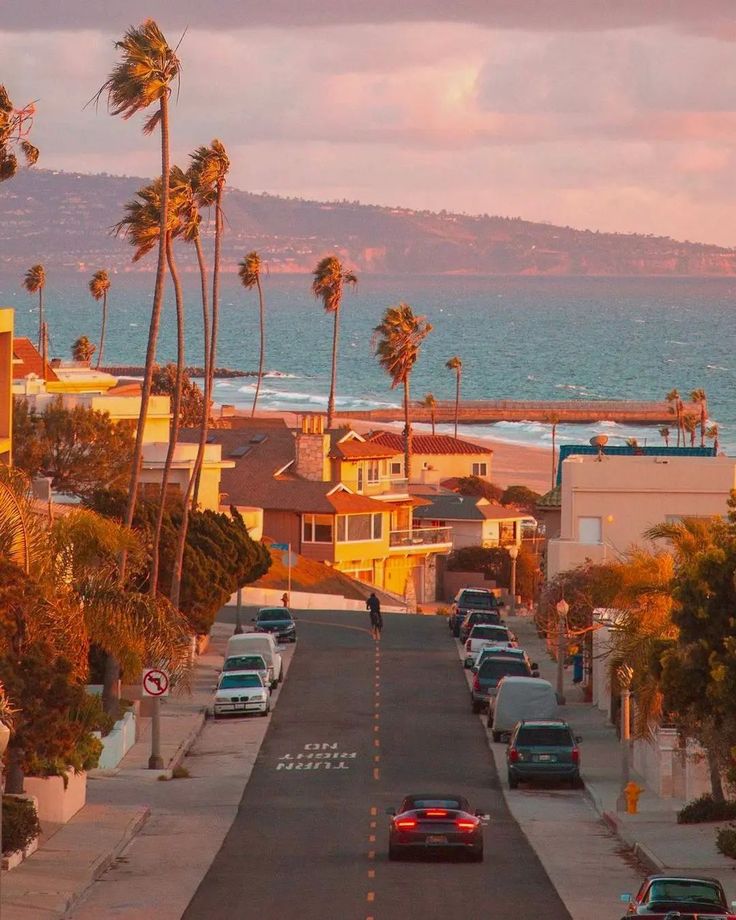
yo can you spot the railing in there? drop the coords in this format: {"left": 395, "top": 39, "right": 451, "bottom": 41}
{"left": 389, "top": 526, "right": 452, "bottom": 548}
{"left": 356, "top": 477, "right": 409, "bottom": 496}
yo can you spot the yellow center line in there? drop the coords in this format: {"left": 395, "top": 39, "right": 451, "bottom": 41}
{"left": 374, "top": 754, "right": 380, "bottom": 763}
{"left": 367, "top": 892, "right": 375, "bottom": 903}
{"left": 368, "top": 850, "right": 375, "bottom": 860}
{"left": 370, "top": 806, "right": 377, "bottom": 816}
{"left": 373, "top": 767, "right": 380, "bottom": 780}
{"left": 368, "top": 834, "right": 376, "bottom": 843}
{"left": 374, "top": 738, "right": 380, "bottom": 748}
{"left": 370, "top": 820, "right": 376, "bottom": 828}
{"left": 368, "top": 869, "right": 375, "bottom": 879}
{"left": 374, "top": 725, "right": 379, "bottom": 732}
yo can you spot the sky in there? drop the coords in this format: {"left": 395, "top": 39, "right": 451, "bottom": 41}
{"left": 4, "top": 1, "right": 736, "bottom": 245}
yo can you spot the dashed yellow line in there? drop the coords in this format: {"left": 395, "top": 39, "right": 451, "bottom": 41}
{"left": 374, "top": 738, "right": 380, "bottom": 748}
{"left": 370, "top": 820, "right": 376, "bottom": 828}
{"left": 374, "top": 754, "right": 380, "bottom": 763}
{"left": 368, "top": 869, "right": 375, "bottom": 879}
{"left": 368, "top": 834, "right": 376, "bottom": 843}
{"left": 366, "top": 892, "right": 375, "bottom": 903}
{"left": 370, "top": 806, "right": 377, "bottom": 816}
{"left": 373, "top": 767, "right": 380, "bottom": 781}
{"left": 368, "top": 850, "right": 375, "bottom": 860}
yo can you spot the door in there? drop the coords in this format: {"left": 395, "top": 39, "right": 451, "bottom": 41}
{"left": 578, "top": 516, "right": 602, "bottom": 544}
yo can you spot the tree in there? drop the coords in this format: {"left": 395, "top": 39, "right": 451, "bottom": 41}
{"left": 238, "top": 251, "right": 266, "bottom": 417}
{"left": 659, "top": 427, "right": 670, "bottom": 447}
{"left": 312, "top": 256, "right": 358, "bottom": 428}
{"left": 683, "top": 414, "right": 697, "bottom": 448}
{"left": 10, "top": 399, "right": 46, "bottom": 480}
{"left": 666, "top": 389, "right": 683, "bottom": 448}
{"left": 22, "top": 263, "right": 45, "bottom": 353}
{"left": 690, "top": 388, "right": 707, "bottom": 448}
{"left": 454, "top": 476, "right": 504, "bottom": 503}
{"left": 72, "top": 335, "right": 96, "bottom": 364}
{"left": 152, "top": 364, "right": 205, "bottom": 428}
{"left": 500, "top": 485, "right": 541, "bottom": 512}
{"left": 95, "top": 19, "right": 181, "bottom": 557}
{"left": 0, "top": 84, "right": 39, "bottom": 184}
{"left": 706, "top": 424, "right": 720, "bottom": 453}
{"left": 373, "top": 303, "right": 432, "bottom": 481}
{"left": 88, "top": 269, "right": 111, "bottom": 369}
{"left": 419, "top": 392, "right": 437, "bottom": 435}
{"left": 544, "top": 412, "right": 560, "bottom": 489}
{"left": 447, "top": 545, "right": 537, "bottom": 602}
{"left": 445, "top": 355, "right": 462, "bottom": 438}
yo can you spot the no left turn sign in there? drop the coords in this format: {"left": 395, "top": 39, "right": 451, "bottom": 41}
{"left": 142, "top": 668, "right": 170, "bottom": 697}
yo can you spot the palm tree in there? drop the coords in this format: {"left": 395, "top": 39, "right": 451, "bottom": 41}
{"left": 95, "top": 19, "right": 181, "bottom": 547}
{"left": 238, "top": 252, "right": 266, "bottom": 417}
{"left": 0, "top": 85, "right": 39, "bottom": 184}
{"left": 72, "top": 335, "right": 96, "bottom": 364}
{"left": 690, "top": 389, "right": 707, "bottom": 447}
{"left": 666, "top": 389, "right": 682, "bottom": 447}
{"left": 88, "top": 270, "right": 111, "bottom": 369}
{"left": 312, "top": 256, "right": 358, "bottom": 428}
{"left": 445, "top": 356, "right": 463, "bottom": 438}
{"left": 23, "top": 264, "right": 45, "bottom": 352}
{"left": 659, "top": 427, "right": 670, "bottom": 447}
{"left": 419, "top": 393, "right": 437, "bottom": 435}
{"left": 706, "top": 424, "right": 719, "bottom": 453}
{"left": 544, "top": 412, "right": 560, "bottom": 489}
{"left": 373, "top": 304, "right": 432, "bottom": 481}
{"left": 683, "top": 414, "right": 697, "bottom": 448}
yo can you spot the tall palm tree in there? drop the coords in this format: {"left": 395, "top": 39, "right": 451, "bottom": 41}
{"left": 312, "top": 256, "right": 358, "bottom": 428}
{"left": 0, "top": 85, "right": 39, "bottom": 184}
{"left": 187, "top": 140, "right": 230, "bottom": 504}
{"left": 23, "top": 264, "right": 45, "bottom": 352}
{"left": 706, "top": 424, "right": 719, "bottom": 453}
{"left": 666, "top": 389, "right": 682, "bottom": 447}
{"left": 95, "top": 19, "right": 181, "bottom": 546}
{"left": 445, "top": 355, "right": 462, "bottom": 438}
{"left": 373, "top": 304, "right": 432, "bottom": 481}
{"left": 238, "top": 252, "right": 266, "bottom": 417}
{"left": 659, "top": 426, "right": 670, "bottom": 447}
{"left": 690, "top": 388, "right": 707, "bottom": 447}
{"left": 683, "top": 415, "right": 697, "bottom": 448}
{"left": 419, "top": 392, "right": 437, "bottom": 435}
{"left": 544, "top": 412, "right": 560, "bottom": 489}
{"left": 88, "top": 270, "right": 111, "bottom": 369}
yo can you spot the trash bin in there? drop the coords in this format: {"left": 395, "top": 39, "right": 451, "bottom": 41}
{"left": 572, "top": 653, "right": 584, "bottom": 684}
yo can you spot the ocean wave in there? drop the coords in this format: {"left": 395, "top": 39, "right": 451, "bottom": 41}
{"left": 706, "top": 364, "right": 729, "bottom": 372}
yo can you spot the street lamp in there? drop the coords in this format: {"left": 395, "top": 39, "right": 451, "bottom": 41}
{"left": 234, "top": 586, "right": 244, "bottom": 635}
{"left": 616, "top": 665, "right": 634, "bottom": 812}
{"left": 507, "top": 545, "right": 519, "bottom": 616}
{"left": 555, "top": 598, "right": 569, "bottom": 705}
{"left": 0, "top": 720, "right": 11, "bottom": 898}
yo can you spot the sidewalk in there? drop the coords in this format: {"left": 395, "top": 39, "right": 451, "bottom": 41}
{"left": 2, "top": 623, "right": 228, "bottom": 920}
{"left": 505, "top": 613, "right": 736, "bottom": 897}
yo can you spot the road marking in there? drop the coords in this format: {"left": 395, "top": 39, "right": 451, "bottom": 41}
{"left": 370, "top": 806, "right": 377, "bottom": 816}
{"left": 374, "top": 725, "right": 379, "bottom": 732}
{"left": 374, "top": 738, "right": 380, "bottom": 748}
{"left": 368, "top": 834, "right": 376, "bottom": 843}
{"left": 374, "top": 754, "right": 380, "bottom": 763}
{"left": 296, "top": 619, "right": 372, "bottom": 635}
{"left": 368, "top": 869, "right": 375, "bottom": 879}
{"left": 370, "top": 820, "right": 376, "bottom": 829}
{"left": 368, "top": 850, "right": 375, "bottom": 860}
{"left": 366, "top": 892, "right": 375, "bottom": 903}
{"left": 374, "top": 712, "right": 379, "bottom": 719}
{"left": 373, "top": 767, "right": 380, "bottom": 780}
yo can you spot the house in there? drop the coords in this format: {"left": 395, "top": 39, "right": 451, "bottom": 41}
{"left": 547, "top": 447, "right": 732, "bottom": 578}
{"left": 0, "top": 310, "right": 14, "bottom": 464}
{"left": 12, "top": 336, "right": 57, "bottom": 385}
{"left": 412, "top": 492, "right": 534, "bottom": 551}
{"left": 12, "top": 338, "right": 117, "bottom": 395}
{"left": 180, "top": 416, "right": 453, "bottom": 602}
{"left": 366, "top": 430, "right": 493, "bottom": 485}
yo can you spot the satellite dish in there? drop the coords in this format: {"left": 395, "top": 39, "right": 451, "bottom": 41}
{"left": 590, "top": 435, "right": 609, "bottom": 449}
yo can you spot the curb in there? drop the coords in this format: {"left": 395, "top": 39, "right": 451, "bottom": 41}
{"left": 162, "top": 707, "right": 208, "bottom": 779}
{"left": 585, "top": 787, "right": 667, "bottom": 874}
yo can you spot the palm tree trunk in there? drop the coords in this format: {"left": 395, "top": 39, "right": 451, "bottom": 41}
{"left": 96, "top": 291, "right": 107, "bottom": 369}
{"left": 327, "top": 306, "right": 340, "bottom": 429}
{"left": 170, "top": 235, "right": 210, "bottom": 611}
{"left": 5, "top": 746, "right": 24, "bottom": 795}
{"left": 551, "top": 423, "right": 557, "bottom": 489}
{"left": 431, "top": 407, "right": 436, "bottom": 436}
{"left": 150, "top": 234, "right": 184, "bottom": 595}
{"left": 701, "top": 401, "right": 706, "bottom": 447}
{"left": 707, "top": 745, "right": 725, "bottom": 803}
{"left": 37, "top": 289, "right": 44, "bottom": 353}
{"left": 454, "top": 370, "right": 460, "bottom": 438}
{"left": 251, "top": 276, "right": 265, "bottom": 417}
{"left": 403, "top": 374, "right": 412, "bottom": 482}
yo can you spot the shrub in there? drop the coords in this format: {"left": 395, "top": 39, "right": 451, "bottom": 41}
{"left": 2, "top": 796, "right": 40, "bottom": 855}
{"left": 717, "top": 825, "right": 736, "bottom": 858}
{"left": 677, "top": 794, "right": 736, "bottom": 824}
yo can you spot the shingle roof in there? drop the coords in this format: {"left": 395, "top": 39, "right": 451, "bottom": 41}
{"left": 368, "top": 430, "right": 492, "bottom": 456}
{"left": 413, "top": 493, "right": 531, "bottom": 522}
{"left": 536, "top": 486, "right": 561, "bottom": 509}
{"left": 13, "top": 337, "right": 58, "bottom": 381}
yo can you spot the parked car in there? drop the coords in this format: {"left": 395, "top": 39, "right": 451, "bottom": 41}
{"left": 620, "top": 874, "right": 736, "bottom": 917}
{"left": 226, "top": 633, "right": 283, "bottom": 688}
{"left": 471, "top": 655, "right": 534, "bottom": 713}
{"left": 459, "top": 609, "right": 504, "bottom": 643}
{"left": 252, "top": 607, "right": 297, "bottom": 643}
{"left": 449, "top": 588, "right": 503, "bottom": 637}
{"left": 506, "top": 720, "right": 581, "bottom": 789}
{"left": 490, "top": 677, "right": 558, "bottom": 741}
{"left": 222, "top": 653, "right": 272, "bottom": 690}
{"left": 465, "top": 645, "right": 537, "bottom": 674}
{"left": 213, "top": 671, "right": 270, "bottom": 718}
{"left": 386, "top": 794, "right": 488, "bottom": 862}
{"left": 463, "top": 624, "right": 517, "bottom": 658}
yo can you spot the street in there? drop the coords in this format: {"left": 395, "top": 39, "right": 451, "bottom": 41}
{"left": 184, "top": 611, "right": 571, "bottom": 919}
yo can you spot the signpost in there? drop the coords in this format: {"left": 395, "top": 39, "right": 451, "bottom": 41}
{"left": 271, "top": 543, "right": 294, "bottom": 605}
{"left": 142, "top": 668, "right": 170, "bottom": 769}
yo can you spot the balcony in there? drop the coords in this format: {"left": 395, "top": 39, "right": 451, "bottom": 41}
{"left": 389, "top": 526, "right": 452, "bottom": 551}
{"left": 356, "top": 477, "right": 409, "bottom": 497}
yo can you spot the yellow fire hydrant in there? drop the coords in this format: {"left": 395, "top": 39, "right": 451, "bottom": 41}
{"left": 625, "top": 781, "right": 643, "bottom": 814}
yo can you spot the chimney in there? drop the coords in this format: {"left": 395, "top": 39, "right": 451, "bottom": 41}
{"left": 295, "top": 415, "right": 330, "bottom": 481}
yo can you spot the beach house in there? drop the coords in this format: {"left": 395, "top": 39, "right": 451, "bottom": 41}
{"left": 365, "top": 430, "right": 493, "bottom": 486}
{"left": 412, "top": 492, "right": 533, "bottom": 551}
{"left": 0, "top": 310, "right": 14, "bottom": 464}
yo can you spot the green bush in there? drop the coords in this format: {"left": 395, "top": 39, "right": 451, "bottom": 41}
{"left": 716, "top": 824, "right": 736, "bottom": 858}
{"left": 2, "top": 796, "right": 40, "bottom": 855}
{"left": 677, "top": 794, "right": 736, "bottom": 824}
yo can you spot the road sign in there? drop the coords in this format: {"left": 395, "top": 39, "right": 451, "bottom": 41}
{"left": 142, "top": 668, "right": 170, "bottom": 697}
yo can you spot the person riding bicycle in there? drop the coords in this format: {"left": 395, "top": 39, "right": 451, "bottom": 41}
{"left": 366, "top": 592, "right": 383, "bottom": 640}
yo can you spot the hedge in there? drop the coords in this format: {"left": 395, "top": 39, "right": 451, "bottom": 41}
{"left": 2, "top": 796, "right": 40, "bottom": 855}
{"left": 677, "top": 794, "right": 736, "bottom": 824}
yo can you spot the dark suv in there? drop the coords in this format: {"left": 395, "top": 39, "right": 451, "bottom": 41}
{"left": 507, "top": 720, "right": 581, "bottom": 789}
{"left": 471, "top": 655, "right": 532, "bottom": 713}
{"left": 449, "top": 589, "right": 503, "bottom": 638}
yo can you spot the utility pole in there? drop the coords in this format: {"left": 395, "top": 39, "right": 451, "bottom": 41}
{"left": 555, "top": 598, "right": 569, "bottom": 705}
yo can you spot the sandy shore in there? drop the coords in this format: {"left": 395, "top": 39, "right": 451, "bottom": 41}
{"left": 241, "top": 408, "right": 553, "bottom": 493}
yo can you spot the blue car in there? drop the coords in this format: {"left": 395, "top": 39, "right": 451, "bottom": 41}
{"left": 252, "top": 607, "right": 297, "bottom": 642}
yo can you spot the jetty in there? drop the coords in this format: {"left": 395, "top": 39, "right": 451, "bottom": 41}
{"left": 335, "top": 399, "right": 697, "bottom": 426}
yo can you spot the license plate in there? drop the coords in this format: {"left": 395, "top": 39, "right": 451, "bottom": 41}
{"left": 534, "top": 754, "right": 556, "bottom": 762}
{"left": 425, "top": 835, "right": 448, "bottom": 845}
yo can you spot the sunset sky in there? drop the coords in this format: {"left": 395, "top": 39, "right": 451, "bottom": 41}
{"left": 4, "top": 1, "right": 736, "bottom": 245}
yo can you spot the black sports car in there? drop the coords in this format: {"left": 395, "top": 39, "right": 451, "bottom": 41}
{"left": 387, "top": 794, "right": 487, "bottom": 861}
{"left": 620, "top": 874, "right": 736, "bottom": 918}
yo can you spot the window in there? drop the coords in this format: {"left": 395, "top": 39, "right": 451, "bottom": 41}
{"left": 498, "top": 521, "right": 516, "bottom": 544}
{"left": 336, "top": 513, "right": 383, "bottom": 542}
{"left": 390, "top": 461, "right": 403, "bottom": 476}
{"left": 578, "top": 516, "right": 602, "bottom": 544}
{"left": 472, "top": 462, "right": 488, "bottom": 477}
{"left": 302, "top": 514, "right": 333, "bottom": 543}
{"left": 366, "top": 460, "right": 380, "bottom": 483}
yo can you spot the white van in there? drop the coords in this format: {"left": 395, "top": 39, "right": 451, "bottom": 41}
{"left": 226, "top": 633, "right": 283, "bottom": 688}
{"left": 490, "top": 677, "right": 558, "bottom": 742}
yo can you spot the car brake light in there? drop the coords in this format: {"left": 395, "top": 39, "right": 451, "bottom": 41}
{"left": 395, "top": 818, "right": 417, "bottom": 829}
{"left": 425, "top": 809, "right": 447, "bottom": 817}
{"left": 472, "top": 674, "right": 481, "bottom": 691}
{"left": 508, "top": 748, "right": 519, "bottom": 763}
{"left": 456, "top": 820, "right": 477, "bottom": 831}
{"left": 571, "top": 748, "right": 580, "bottom": 764}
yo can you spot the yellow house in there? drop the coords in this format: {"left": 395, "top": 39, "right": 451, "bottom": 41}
{"left": 140, "top": 441, "right": 235, "bottom": 513}
{"left": 0, "top": 309, "right": 14, "bottom": 464}
{"left": 366, "top": 430, "right": 493, "bottom": 485}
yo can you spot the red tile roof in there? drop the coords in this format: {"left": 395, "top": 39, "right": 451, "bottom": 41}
{"left": 368, "top": 430, "right": 492, "bottom": 456}
{"left": 12, "top": 337, "right": 58, "bottom": 381}
{"left": 330, "top": 440, "right": 397, "bottom": 461}
{"left": 327, "top": 492, "right": 391, "bottom": 514}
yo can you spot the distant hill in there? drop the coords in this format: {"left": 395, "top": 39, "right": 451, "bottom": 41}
{"left": 1, "top": 169, "right": 735, "bottom": 276}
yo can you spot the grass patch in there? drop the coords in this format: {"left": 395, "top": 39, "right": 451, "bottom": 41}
{"left": 677, "top": 794, "right": 736, "bottom": 824}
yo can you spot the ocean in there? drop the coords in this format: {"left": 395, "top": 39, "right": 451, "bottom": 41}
{"left": 2, "top": 272, "right": 735, "bottom": 454}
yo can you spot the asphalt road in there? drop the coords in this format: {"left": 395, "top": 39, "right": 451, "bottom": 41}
{"left": 183, "top": 611, "right": 571, "bottom": 920}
